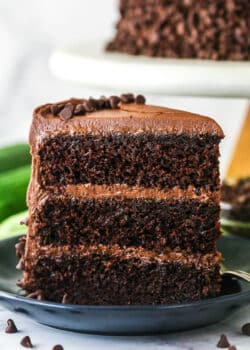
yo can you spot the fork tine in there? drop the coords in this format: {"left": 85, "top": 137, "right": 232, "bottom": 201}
{"left": 221, "top": 269, "right": 250, "bottom": 282}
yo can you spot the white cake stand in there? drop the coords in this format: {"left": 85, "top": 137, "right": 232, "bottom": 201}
{"left": 49, "top": 40, "right": 250, "bottom": 98}
{"left": 49, "top": 40, "right": 250, "bottom": 178}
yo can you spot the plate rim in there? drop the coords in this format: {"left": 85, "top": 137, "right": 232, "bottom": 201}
{"left": 0, "top": 285, "right": 249, "bottom": 312}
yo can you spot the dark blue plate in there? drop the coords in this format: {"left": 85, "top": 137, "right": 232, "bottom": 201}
{"left": 0, "top": 235, "right": 249, "bottom": 335}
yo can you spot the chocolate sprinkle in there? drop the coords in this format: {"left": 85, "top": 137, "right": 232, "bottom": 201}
{"left": 47, "top": 93, "right": 146, "bottom": 120}
{"left": 217, "top": 334, "right": 230, "bottom": 348}
{"left": 242, "top": 323, "right": 250, "bottom": 336}
{"left": 20, "top": 336, "right": 33, "bottom": 348}
{"left": 52, "top": 345, "right": 64, "bottom": 350}
{"left": 5, "top": 319, "right": 18, "bottom": 333}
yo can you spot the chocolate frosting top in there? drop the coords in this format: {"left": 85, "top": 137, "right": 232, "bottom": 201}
{"left": 30, "top": 96, "right": 224, "bottom": 152}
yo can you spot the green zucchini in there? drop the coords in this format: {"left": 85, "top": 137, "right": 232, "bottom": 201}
{"left": 0, "top": 210, "right": 28, "bottom": 240}
{"left": 0, "top": 165, "right": 30, "bottom": 222}
{"left": 0, "top": 144, "right": 30, "bottom": 173}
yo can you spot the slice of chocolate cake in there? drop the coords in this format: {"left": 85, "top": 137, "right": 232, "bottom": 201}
{"left": 107, "top": 0, "right": 249, "bottom": 61}
{"left": 17, "top": 94, "right": 224, "bottom": 304}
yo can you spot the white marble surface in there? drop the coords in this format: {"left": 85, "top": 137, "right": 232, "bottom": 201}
{"left": 0, "top": 306, "right": 250, "bottom": 350}
{"left": 0, "top": 1, "right": 249, "bottom": 349}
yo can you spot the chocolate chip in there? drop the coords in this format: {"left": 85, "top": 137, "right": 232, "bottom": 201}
{"left": 229, "top": 346, "right": 237, "bottom": 350}
{"left": 121, "top": 93, "right": 135, "bottom": 103}
{"left": 242, "top": 323, "right": 250, "bottom": 336}
{"left": 27, "top": 289, "right": 44, "bottom": 301}
{"left": 89, "top": 98, "right": 99, "bottom": 109}
{"left": 15, "top": 237, "right": 26, "bottom": 257}
{"left": 5, "top": 319, "right": 18, "bottom": 333}
{"left": 104, "top": 99, "right": 111, "bottom": 108}
{"left": 74, "top": 104, "right": 85, "bottom": 115}
{"left": 98, "top": 96, "right": 107, "bottom": 109}
{"left": 106, "top": 3, "right": 248, "bottom": 61}
{"left": 109, "top": 96, "right": 121, "bottom": 109}
{"left": 217, "top": 334, "right": 230, "bottom": 348}
{"left": 52, "top": 345, "right": 64, "bottom": 350}
{"left": 135, "top": 95, "right": 146, "bottom": 104}
{"left": 59, "top": 104, "right": 74, "bottom": 120}
{"left": 46, "top": 93, "right": 146, "bottom": 120}
{"left": 62, "top": 293, "right": 69, "bottom": 304}
{"left": 20, "top": 217, "right": 29, "bottom": 226}
{"left": 16, "top": 257, "right": 25, "bottom": 270}
{"left": 16, "top": 279, "right": 24, "bottom": 288}
{"left": 20, "top": 336, "right": 33, "bottom": 348}
{"left": 50, "top": 104, "right": 63, "bottom": 116}
{"left": 84, "top": 101, "right": 95, "bottom": 112}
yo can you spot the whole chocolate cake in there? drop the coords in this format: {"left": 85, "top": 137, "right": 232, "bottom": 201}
{"left": 107, "top": 0, "right": 250, "bottom": 60}
{"left": 16, "top": 93, "right": 224, "bottom": 304}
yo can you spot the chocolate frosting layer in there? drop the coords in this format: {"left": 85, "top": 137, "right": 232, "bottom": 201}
{"left": 24, "top": 241, "right": 222, "bottom": 269}
{"left": 27, "top": 184, "right": 220, "bottom": 211}
{"left": 30, "top": 99, "right": 224, "bottom": 154}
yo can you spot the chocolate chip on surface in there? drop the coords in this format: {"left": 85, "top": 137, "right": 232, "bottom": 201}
{"left": 242, "top": 323, "right": 250, "bottom": 336}
{"left": 52, "top": 345, "right": 64, "bottom": 350}
{"left": 98, "top": 96, "right": 107, "bottom": 108}
{"left": 121, "top": 93, "right": 135, "bottom": 103}
{"left": 135, "top": 95, "right": 146, "bottom": 104}
{"left": 109, "top": 96, "right": 121, "bottom": 109}
{"left": 59, "top": 104, "right": 74, "bottom": 120}
{"left": 229, "top": 346, "right": 237, "bottom": 350}
{"left": 45, "top": 93, "right": 147, "bottom": 120}
{"left": 217, "top": 334, "right": 230, "bottom": 348}
{"left": 89, "top": 98, "right": 99, "bottom": 109}
{"left": 74, "top": 104, "right": 85, "bottom": 115}
{"left": 5, "top": 319, "right": 18, "bottom": 333}
{"left": 20, "top": 336, "right": 33, "bottom": 348}
{"left": 84, "top": 101, "right": 95, "bottom": 112}
{"left": 50, "top": 104, "right": 63, "bottom": 116}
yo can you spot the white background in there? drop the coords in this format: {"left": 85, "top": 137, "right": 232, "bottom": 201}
{"left": 0, "top": 1, "right": 249, "bottom": 349}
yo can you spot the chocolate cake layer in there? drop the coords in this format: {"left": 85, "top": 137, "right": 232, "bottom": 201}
{"left": 107, "top": 0, "right": 250, "bottom": 60}
{"left": 21, "top": 244, "right": 222, "bottom": 304}
{"left": 37, "top": 133, "right": 221, "bottom": 190}
{"left": 32, "top": 195, "right": 220, "bottom": 253}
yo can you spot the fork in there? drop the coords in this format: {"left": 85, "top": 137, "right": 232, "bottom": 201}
{"left": 220, "top": 264, "right": 250, "bottom": 283}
